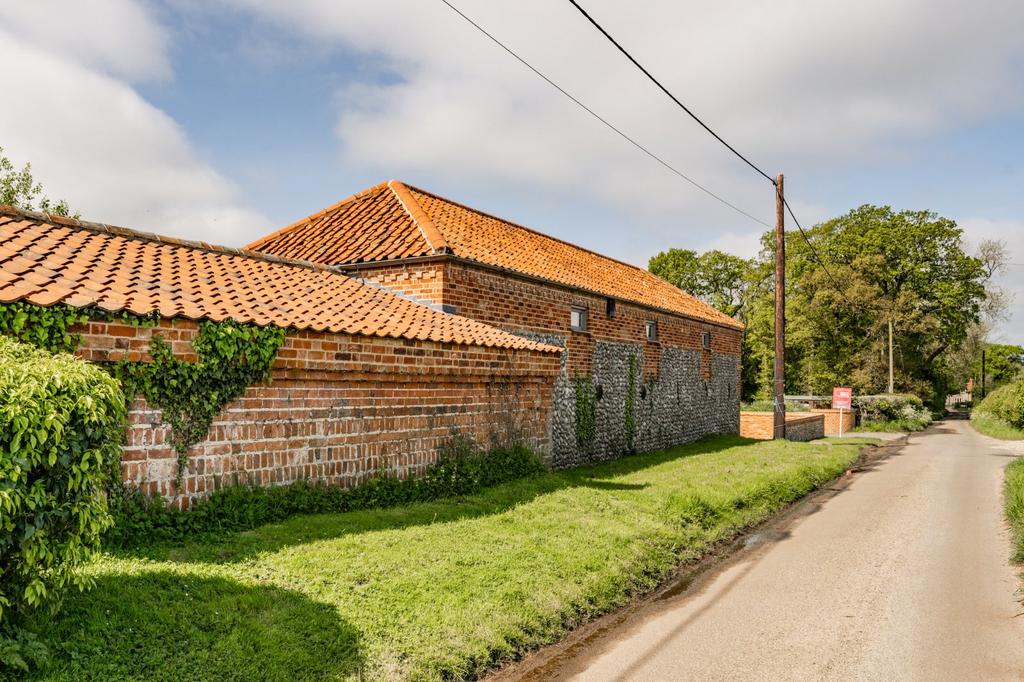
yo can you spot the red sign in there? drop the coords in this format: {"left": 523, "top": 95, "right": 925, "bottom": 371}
{"left": 832, "top": 387, "right": 853, "bottom": 410}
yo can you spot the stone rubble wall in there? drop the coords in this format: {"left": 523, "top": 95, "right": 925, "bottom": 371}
{"left": 549, "top": 340, "right": 740, "bottom": 468}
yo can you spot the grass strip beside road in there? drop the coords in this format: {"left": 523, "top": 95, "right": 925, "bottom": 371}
{"left": 972, "top": 412, "right": 1024, "bottom": 441}
{"left": 1005, "top": 458, "right": 1024, "bottom": 563}
{"left": 32, "top": 436, "right": 871, "bottom": 681}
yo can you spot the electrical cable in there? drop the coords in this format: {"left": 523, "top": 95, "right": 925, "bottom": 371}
{"left": 566, "top": 0, "right": 776, "bottom": 184}
{"left": 439, "top": 0, "right": 772, "bottom": 228}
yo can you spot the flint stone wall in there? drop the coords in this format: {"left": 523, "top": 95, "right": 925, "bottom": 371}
{"left": 549, "top": 340, "right": 740, "bottom": 468}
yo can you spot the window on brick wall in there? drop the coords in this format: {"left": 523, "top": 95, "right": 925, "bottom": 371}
{"left": 702, "top": 331, "right": 711, "bottom": 350}
{"left": 606, "top": 297, "right": 616, "bottom": 318}
{"left": 645, "top": 320, "right": 658, "bottom": 342}
{"left": 570, "top": 305, "right": 588, "bottom": 332}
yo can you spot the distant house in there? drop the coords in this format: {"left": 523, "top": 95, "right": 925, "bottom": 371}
{"left": 249, "top": 181, "right": 744, "bottom": 465}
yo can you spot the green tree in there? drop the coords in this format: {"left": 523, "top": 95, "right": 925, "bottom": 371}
{"left": 0, "top": 146, "right": 73, "bottom": 217}
{"left": 649, "top": 248, "right": 754, "bottom": 317}
{"left": 650, "top": 205, "right": 992, "bottom": 408}
{"left": 974, "top": 344, "right": 1024, "bottom": 389}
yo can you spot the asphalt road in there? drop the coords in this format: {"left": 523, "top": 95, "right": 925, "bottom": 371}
{"left": 544, "top": 421, "right": 1024, "bottom": 681}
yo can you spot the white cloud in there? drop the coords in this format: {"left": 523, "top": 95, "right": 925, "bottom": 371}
{"left": 0, "top": 8, "right": 269, "bottom": 246}
{"left": 0, "top": 0, "right": 171, "bottom": 82}
{"left": 222, "top": 0, "right": 1024, "bottom": 339}
{"left": 225, "top": 0, "right": 1023, "bottom": 222}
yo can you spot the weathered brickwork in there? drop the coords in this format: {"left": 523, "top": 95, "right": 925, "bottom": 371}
{"left": 348, "top": 258, "right": 744, "bottom": 465}
{"left": 811, "top": 408, "right": 856, "bottom": 436}
{"left": 739, "top": 412, "right": 825, "bottom": 441}
{"left": 348, "top": 260, "right": 447, "bottom": 306}
{"left": 75, "top": 319, "right": 559, "bottom": 507}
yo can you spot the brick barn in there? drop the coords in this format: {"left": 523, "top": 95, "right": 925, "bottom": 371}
{"left": 248, "top": 181, "right": 744, "bottom": 466}
{"left": 0, "top": 206, "right": 561, "bottom": 506}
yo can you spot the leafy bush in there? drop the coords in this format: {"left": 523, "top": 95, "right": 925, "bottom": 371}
{"left": 0, "top": 336, "right": 125, "bottom": 671}
{"left": 974, "top": 380, "right": 1024, "bottom": 429}
{"left": 854, "top": 394, "right": 932, "bottom": 431}
{"left": 106, "top": 436, "right": 546, "bottom": 548}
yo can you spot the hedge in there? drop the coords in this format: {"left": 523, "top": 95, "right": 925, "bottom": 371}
{"left": 0, "top": 336, "right": 125, "bottom": 667}
{"left": 975, "top": 380, "right": 1024, "bottom": 429}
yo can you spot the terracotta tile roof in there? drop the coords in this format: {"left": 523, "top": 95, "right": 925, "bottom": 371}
{"left": 0, "top": 205, "right": 560, "bottom": 352}
{"left": 247, "top": 181, "right": 743, "bottom": 329}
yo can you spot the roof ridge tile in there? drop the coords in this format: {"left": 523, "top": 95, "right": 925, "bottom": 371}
{"left": 387, "top": 180, "right": 449, "bottom": 255}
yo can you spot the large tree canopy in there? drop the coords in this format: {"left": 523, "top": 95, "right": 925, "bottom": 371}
{"left": 650, "top": 204, "right": 997, "bottom": 408}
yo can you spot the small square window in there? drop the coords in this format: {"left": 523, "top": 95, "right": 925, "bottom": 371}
{"left": 702, "top": 331, "right": 711, "bottom": 350}
{"left": 645, "top": 320, "right": 658, "bottom": 342}
{"left": 606, "top": 297, "right": 616, "bottom": 318}
{"left": 570, "top": 305, "right": 588, "bottom": 332}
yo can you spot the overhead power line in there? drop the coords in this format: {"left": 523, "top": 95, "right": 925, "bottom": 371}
{"left": 565, "top": 0, "right": 851, "bottom": 303}
{"left": 782, "top": 198, "right": 849, "bottom": 296}
{"left": 566, "top": 0, "right": 776, "bottom": 184}
{"left": 438, "top": 0, "right": 771, "bottom": 228}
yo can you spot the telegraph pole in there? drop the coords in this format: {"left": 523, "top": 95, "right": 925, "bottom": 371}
{"left": 982, "top": 348, "right": 987, "bottom": 399}
{"left": 774, "top": 174, "right": 786, "bottom": 439}
{"left": 887, "top": 318, "right": 895, "bottom": 394}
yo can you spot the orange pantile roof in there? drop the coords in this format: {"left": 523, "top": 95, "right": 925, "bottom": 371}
{"left": 0, "top": 205, "right": 560, "bottom": 352}
{"left": 247, "top": 181, "right": 743, "bottom": 329}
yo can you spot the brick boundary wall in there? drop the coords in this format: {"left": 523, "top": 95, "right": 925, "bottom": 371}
{"left": 76, "top": 319, "right": 561, "bottom": 507}
{"left": 740, "top": 412, "right": 826, "bottom": 441}
{"left": 810, "top": 408, "right": 856, "bottom": 436}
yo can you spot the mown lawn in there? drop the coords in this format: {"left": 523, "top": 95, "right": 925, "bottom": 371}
{"left": 31, "top": 436, "right": 871, "bottom": 681}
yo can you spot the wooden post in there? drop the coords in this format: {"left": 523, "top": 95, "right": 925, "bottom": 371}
{"left": 982, "top": 348, "right": 987, "bottom": 398}
{"left": 774, "top": 174, "right": 786, "bottom": 439}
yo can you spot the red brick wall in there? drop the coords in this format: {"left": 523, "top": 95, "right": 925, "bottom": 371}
{"left": 345, "top": 259, "right": 743, "bottom": 378}
{"left": 810, "top": 408, "right": 856, "bottom": 436}
{"left": 739, "top": 412, "right": 825, "bottom": 441}
{"left": 346, "top": 260, "right": 446, "bottom": 306}
{"left": 76, "top": 319, "right": 559, "bottom": 507}
{"left": 440, "top": 260, "right": 742, "bottom": 378}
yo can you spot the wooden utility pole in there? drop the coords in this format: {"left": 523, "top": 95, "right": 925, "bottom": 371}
{"left": 982, "top": 348, "right": 987, "bottom": 398}
{"left": 887, "top": 318, "right": 894, "bottom": 394}
{"left": 773, "top": 174, "right": 786, "bottom": 439}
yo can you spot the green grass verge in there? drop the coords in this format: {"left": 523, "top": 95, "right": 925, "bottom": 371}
{"left": 29, "top": 436, "right": 870, "bottom": 681}
{"left": 972, "top": 412, "right": 1024, "bottom": 440}
{"left": 1005, "top": 458, "right": 1024, "bottom": 563}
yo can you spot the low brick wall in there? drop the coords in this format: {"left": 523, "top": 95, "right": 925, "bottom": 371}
{"left": 76, "top": 319, "right": 561, "bottom": 507}
{"left": 811, "top": 408, "right": 856, "bottom": 436}
{"left": 740, "top": 411, "right": 825, "bottom": 441}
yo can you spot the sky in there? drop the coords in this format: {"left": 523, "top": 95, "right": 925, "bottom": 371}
{"left": 1, "top": 0, "right": 1023, "bottom": 342}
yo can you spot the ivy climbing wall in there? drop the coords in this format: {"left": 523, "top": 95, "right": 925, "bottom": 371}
{"left": 78, "top": 318, "right": 560, "bottom": 507}
{"left": 550, "top": 342, "right": 740, "bottom": 468}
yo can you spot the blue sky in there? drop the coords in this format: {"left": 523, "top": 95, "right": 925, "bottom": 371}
{"left": 2, "top": 0, "right": 1023, "bottom": 342}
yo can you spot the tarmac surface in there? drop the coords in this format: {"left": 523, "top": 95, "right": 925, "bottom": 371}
{"left": 516, "top": 422, "right": 1024, "bottom": 681}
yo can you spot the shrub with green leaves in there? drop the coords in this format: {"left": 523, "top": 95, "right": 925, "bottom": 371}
{"left": 855, "top": 393, "right": 932, "bottom": 431}
{"left": 974, "top": 380, "right": 1024, "bottom": 429}
{"left": 0, "top": 336, "right": 125, "bottom": 670}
